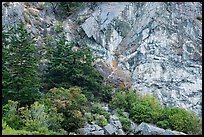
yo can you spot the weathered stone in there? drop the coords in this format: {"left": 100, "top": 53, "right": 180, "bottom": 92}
{"left": 91, "top": 124, "right": 103, "bottom": 131}
{"left": 109, "top": 115, "right": 122, "bottom": 129}
{"left": 116, "top": 129, "right": 126, "bottom": 135}
{"left": 164, "top": 129, "right": 187, "bottom": 135}
{"left": 104, "top": 124, "right": 117, "bottom": 135}
{"left": 110, "top": 120, "right": 122, "bottom": 129}
{"left": 110, "top": 115, "right": 119, "bottom": 121}
{"left": 134, "top": 122, "right": 165, "bottom": 135}
{"left": 134, "top": 122, "right": 187, "bottom": 135}
{"left": 78, "top": 127, "right": 91, "bottom": 135}
{"left": 130, "top": 121, "right": 137, "bottom": 132}
{"left": 128, "top": 132, "right": 134, "bottom": 135}
{"left": 90, "top": 130, "right": 105, "bottom": 135}
{"left": 78, "top": 123, "right": 104, "bottom": 135}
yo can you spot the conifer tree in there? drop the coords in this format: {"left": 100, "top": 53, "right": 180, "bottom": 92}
{"left": 2, "top": 22, "right": 40, "bottom": 106}
{"left": 44, "top": 33, "right": 104, "bottom": 99}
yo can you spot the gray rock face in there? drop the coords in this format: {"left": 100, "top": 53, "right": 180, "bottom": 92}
{"left": 77, "top": 2, "right": 202, "bottom": 117}
{"left": 134, "top": 122, "right": 187, "bottom": 135}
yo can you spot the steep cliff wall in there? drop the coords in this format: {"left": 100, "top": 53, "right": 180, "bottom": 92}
{"left": 76, "top": 2, "right": 202, "bottom": 117}
{"left": 2, "top": 2, "right": 202, "bottom": 117}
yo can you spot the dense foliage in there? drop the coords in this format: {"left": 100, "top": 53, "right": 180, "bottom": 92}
{"left": 130, "top": 95, "right": 161, "bottom": 124}
{"left": 2, "top": 22, "right": 40, "bottom": 106}
{"left": 110, "top": 89, "right": 202, "bottom": 134}
{"left": 41, "top": 87, "right": 87, "bottom": 132}
{"left": 156, "top": 107, "right": 202, "bottom": 134}
{"left": 110, "top": 89, "right": 139, "bottom": 111}
{"left": 2, "top": 100, "right": 64, "bottom": 135}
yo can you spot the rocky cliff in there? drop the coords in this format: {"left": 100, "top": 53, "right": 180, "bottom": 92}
{"left": 2, "top": 2, "right": 202, "bottom": 117}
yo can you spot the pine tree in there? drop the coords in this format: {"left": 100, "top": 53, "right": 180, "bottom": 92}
{"left": 44, "top": 33, "right": 104, "bottom": 99}
{"left": 2, "top": 22, "right": 40, "bottom": 106}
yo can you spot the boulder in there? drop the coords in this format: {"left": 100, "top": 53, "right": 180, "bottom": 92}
{"left": 134, "top": 122, "right": 165, "bottom": 135}
{"left": 134, "top": 122, "right": 187, "bottom": 135}
{"left": 78, "top": 123, "right": 104, "bottom": 135}
{"left": 91, "top": 124, "right": 103, "bottom": 131}
{"left": 116, "top": 129, "right": 126, "bottom": 135}
{"left": 164, "top": 130, "right": 187, "bottom": 135}
{"left": 110, "top": 120, "right": 122, "bottom": 129}
{"left": 90, "top": 130, "right": 105, "bottom": 135}
{"left": 109, "top": 115, "right": 122, "bottom": 129}
{"left": 78, "top": 127, "right": 91, "bottom": 135}
{"left": 129, "top": 121, "right": 137, "bottom": 132}
{"left": 104, "top": 124, "right": 117, "bottom": 135}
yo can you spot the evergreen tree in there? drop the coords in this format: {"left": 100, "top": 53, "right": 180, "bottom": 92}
{"left": 44, "top": 33, "right": 104, "bottom": 99}
{"left": 2, "top": 22, "right": 40, "bottom": 106}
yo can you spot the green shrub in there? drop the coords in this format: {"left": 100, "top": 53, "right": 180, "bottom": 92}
{"left": 110, "top": 91, "right": 128, "bottom": 110}
{"left": 110, "top": 90, "right": 138, "bottom": 112}
{"left": 156, "top": 120, "right": 170, "bottom": 130}
{"left": 130, "top": 100, "right": 153, "bottom": 123}
{"left": 115, "top": 108, "right": 126, "bottom": 117}
{"left": 3, "top": 126, "right": 33, "bottom": 135}
{"left": 109, "top": 89, "right": 202, "bottom": 134}
{"left": 99, "top": 84, "right": 113, "bottom": 103}
{"left": 95, "top": 115, "right": 108, "bottom": 127}
{"left": 54, "top": 21, "right": 63, "bottom": 33}
{"left": 157, "top": 107, "right": 202, "bottom": 135}
{"left": 142, "top": 95, "right": 161, "bottom": 123}
{"left": 119, "top": 116, "right": 131, "bottom": 132}
{"left": 85, "top": 113, "right": 94, "bottom": 124}
{"left": 2, "top": 125, "right": 60, "bottom": 135}
{"left": 42, "top": 87, "right": 87, "bottom": 132}
{"left": 91, "top": 104, "right": 104, "bottom": 114}
{"left": 19, "top": 102, "right": 63, "bottom": 133}
{"left": 169, "top": 108, "right": 201, "bottom": 134}
{"left": 2, "top": 100, "right": 24, "bottom": 130}
{"left": 115, "top": 108, "right": 131, "bottom": 132}
{"left": 102, "top": 111, "right": 111, "bottom": 121}
{"left": 91, "top": 104, "right": 110, "bottom": 120}
{"left": 2, "top": 100, "right": 64, "bottom": 135}
{"left": 129, "top": 95, "right": 161, "bottom": 124}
